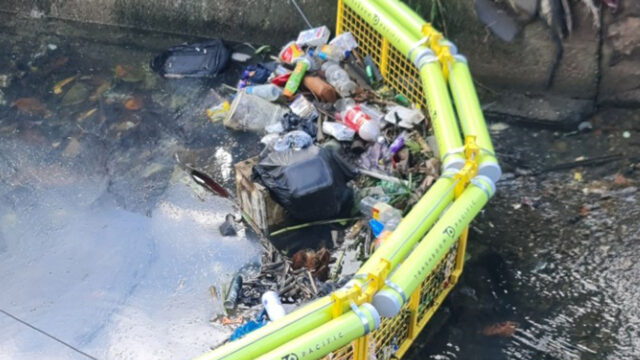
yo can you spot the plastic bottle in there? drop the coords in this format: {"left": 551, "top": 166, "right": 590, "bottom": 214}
{"left": 296, "top": 26, "right": 331, "bottom": 47}
{"left": 322, "top": 121, "right": 356, "bottom": 141}
{"left": 310, "top": 45, "right": 347, "bottom": 62}
{"left": 289, "top": 95, "right": 317, "bottom": 119}
{"left": 321, "top": 61, "right": 356, "bottom": 97}
{"left": 385, "top": 132, "right": 407, "bottom": 159}
{"left": 245, "top": 84, "right": 282, "bottom": 101}
{"left": 359, "top": 103, "right": 385, "bottom": 125}
{"left": 372, "top": 202, "right": 402, "bottom": 229}
{"left": 261, "top": 291, "right": 286, "bottom": 321}
{"left": 205, "top": 101, "right": 230, "bottom": 122}
{"left": 283, "top": 57, "right": 311, "bottom": 98}
{"left": 335, "top": 98, "right": 381, "bottom": 142}
{"left": 359, "top": 195, "right": 385, "bottom": 216}
{"left": 329, "top": 32, "right": 358, "bottom": 53}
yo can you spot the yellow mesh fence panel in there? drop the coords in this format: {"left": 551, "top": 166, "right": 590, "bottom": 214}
{"left": 340, "top": 4, "right": 427, "bottom": 110}
{"left": 418, "top": 244, "right": 458, "bottom": 323}
{"left": 321, "top": 2, "right": 464, "bottom": 359}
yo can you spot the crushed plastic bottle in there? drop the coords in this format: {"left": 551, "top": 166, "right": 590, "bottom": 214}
{"left": 322, "top": 121, "right": 356, "bottom": 141}
{"left": 372, "top": 202, "right": 402, "bottom": 230}
{"left": 335, "top": 98, "right": 381, "bottom": 142}
{"left": 309, "top": 45, "right": 347, "bottom": 62}
{"left": 321, "top": 61, "right": 356, "bottom": 97}
{"left": 245, "top": 84, "right": 282, "bottom": 102}
{"left": 296, "top": 26, "right": 331, "bottom": 47}
{"left": 329, "top": 32, "right": 358, "bottom": 53}
{"left": 223, "top": 92, "right": 287, "bottom": 132}
{"left": 289, "top": 95, "right": 317, "bottom": 119}
{"left": 359, "top": 195, "right": 390, "bottom": 216}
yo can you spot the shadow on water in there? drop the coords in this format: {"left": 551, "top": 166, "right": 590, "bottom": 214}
{"left": 0, "top": 14, "right": 264, "bottom": 360}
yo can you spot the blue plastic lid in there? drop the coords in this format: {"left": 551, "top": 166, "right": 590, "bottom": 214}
{"left": 368, "top": 219, "right": 384, "bottom": 238}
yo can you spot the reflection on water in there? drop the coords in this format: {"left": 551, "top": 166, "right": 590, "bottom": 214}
{"left": 0, "top": 15, "right": 261, "bottom": 360}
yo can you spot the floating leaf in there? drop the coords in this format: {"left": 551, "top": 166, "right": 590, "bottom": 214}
{"left": 53, "top": 75, "right": 77, "bottom": 95}
{"left": 124, "top": 96, "right": 143, "bottom": 111}
{"left": 11, "top": 98, "right": 51, "bottom": 118}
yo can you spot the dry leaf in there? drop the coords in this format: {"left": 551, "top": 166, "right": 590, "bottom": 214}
{"left": 124, "top": 97, "right": 143, "bottom": 111}
{"left": 481, "top": 321, "right": 518, "bottom": 337}
{"left": 11, "top": 98, "right": 51, "bottom": 118}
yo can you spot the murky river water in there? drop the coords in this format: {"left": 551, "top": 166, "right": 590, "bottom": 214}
{"left": 0, "top": 15, "right": 263, "bottom": 359}
{"left": 1, "top": 14, "right": 638, "bottom": 360}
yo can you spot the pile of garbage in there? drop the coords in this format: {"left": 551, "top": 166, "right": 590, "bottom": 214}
{"left": 198, "top": 26, "right": 441, "bottom": 340}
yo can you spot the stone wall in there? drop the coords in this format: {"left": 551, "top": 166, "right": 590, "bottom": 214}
{"left": 0, "top": 0, "right": 337, "bottom": 46}
{"left": 600, "top": 2, "right": 640, "bottom": 106}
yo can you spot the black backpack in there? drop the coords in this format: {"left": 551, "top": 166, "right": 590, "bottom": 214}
{"left": 150, "top": 39, "right": 230, "bottom": 78}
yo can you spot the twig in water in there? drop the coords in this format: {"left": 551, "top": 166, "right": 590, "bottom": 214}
{"left": 536, "top": 154, "right": 623, "bottom": 175}
{"left": 270, "top": 217, "right": 359, "bottom": 237}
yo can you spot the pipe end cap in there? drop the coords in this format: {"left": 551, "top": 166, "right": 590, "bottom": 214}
{"left": 478, "top": 162, "right": 502, "bottom": 184}
{"left": 372, "top": 290, "right": 402, "bottom": 318}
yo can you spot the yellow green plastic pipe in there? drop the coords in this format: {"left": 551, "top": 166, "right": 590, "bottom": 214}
{"left": 343, "top": 0, "right": 465, "bottom": 170}
{"left": 198, "top": 170, "right": 458, "bottom": 360}
{"left": 369, "top": 0, "right": 457, "bottom": 52}
{"left": 356, "top": 171, "right": 456, "bottom": 276}
{"left": 449, "top": 58, "right": 502, "bottom": 182}
{"left": 372, "top": 176, "right": 496, "bottom": 317}
{"left": 195, "top": 297, "right": 337, "bottom": 360}
{"left": 367, "top": 0, "right": 501, "bottom": 181}
{"left": 255, "top": 303, "right": 380, "bottom": 360}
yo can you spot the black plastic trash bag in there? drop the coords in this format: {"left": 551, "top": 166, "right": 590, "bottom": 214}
{"left": 253, "top": 146, "right": 356, "bottom": 222}
{"left": 150, "top": 39, "right": 230, "bottom": 78}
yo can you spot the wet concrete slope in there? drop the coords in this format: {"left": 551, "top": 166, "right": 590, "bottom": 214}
{"left": 0, "top": 15, "right": 263, "bottom": 359}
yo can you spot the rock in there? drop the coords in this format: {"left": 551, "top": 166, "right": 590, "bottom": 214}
{"left": 483, "top": 93, "right": 595, "bottom": 129}
{"left": 61, "top": 137, "right": 81, "bottom": 157}
{"left": 599, "top": 12, "right": 640, "bottom": 106}
{"left": 62, "top": 82, "right": 89, "bottom": 106}
{"left": 219, "top": 218, "right": 237, "bottom": 237}
{"left": 578, "top": 121, "right": 593, "bottom": 132}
